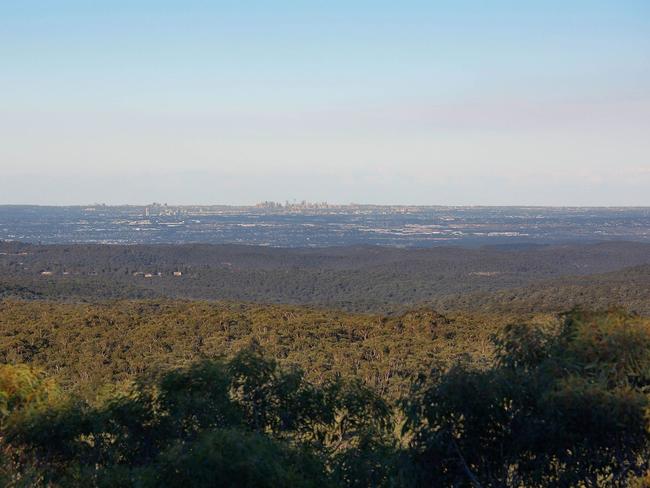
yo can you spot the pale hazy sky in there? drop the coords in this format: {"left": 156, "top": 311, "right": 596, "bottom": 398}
{"left": 1, "top": 1, "right": 649, "bottom": 205}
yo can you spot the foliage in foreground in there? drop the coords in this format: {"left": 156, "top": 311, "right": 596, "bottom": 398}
{"left": 1, "top": 309, "right": 650, "bottom": 487}
{"left": 404, "top": 309, "right": 650, "bottom": 486}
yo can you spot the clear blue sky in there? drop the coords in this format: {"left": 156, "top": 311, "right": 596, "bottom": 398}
{"left": 1, "top": 1, "right": 649, "bottom": 205}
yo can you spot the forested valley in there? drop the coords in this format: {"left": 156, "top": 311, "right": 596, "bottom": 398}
{"left": 2, "top": 241, "right": 650, "bottom": 313}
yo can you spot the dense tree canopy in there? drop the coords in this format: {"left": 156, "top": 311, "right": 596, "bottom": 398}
{"left": 0, "top": 299, "right": 513, "bottom": 398}
{"left": 1, "top": 309, "right": 649, "bottom": 487}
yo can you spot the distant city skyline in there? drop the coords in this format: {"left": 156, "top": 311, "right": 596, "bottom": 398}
{"left": 1, "top": 1, "right": 649, "bottom": 206}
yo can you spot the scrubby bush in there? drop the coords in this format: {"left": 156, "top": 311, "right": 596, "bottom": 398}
{"left": 404, "top": 309, "right": 650, "bottom": 486}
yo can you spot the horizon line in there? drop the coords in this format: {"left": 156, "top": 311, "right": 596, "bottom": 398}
{"left": 1, "top": 203, "right": 650, "bottom": 209}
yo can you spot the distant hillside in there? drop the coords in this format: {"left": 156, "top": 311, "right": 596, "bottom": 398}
{"left": 434, "top": 264, "right": 650, "bottom": 315}
{"left": 1, "top": 241, "right": 649, "bottom": 312}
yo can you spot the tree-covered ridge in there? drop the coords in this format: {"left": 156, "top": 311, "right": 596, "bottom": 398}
{"left": 1, "top": 310, "right": 649, "bottom": 487}
{"left": 0, "top": 299, "right": 530, "bottom": 398}
{"left": 437, "top": 264, "right": 650, "bottom": 315}
{"left": 2, "top": 241, "right": 649, "bottom": 313}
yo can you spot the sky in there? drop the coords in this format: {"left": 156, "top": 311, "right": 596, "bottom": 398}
{"left": 1, "top": 1, "right": 649, "bottom": 206}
